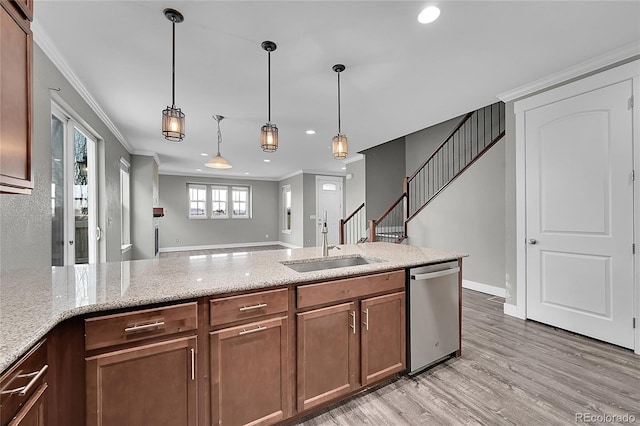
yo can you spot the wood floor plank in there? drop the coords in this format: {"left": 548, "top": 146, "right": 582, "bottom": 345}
{"left": 290, "top": 289, "right": 640, "bottom": 425}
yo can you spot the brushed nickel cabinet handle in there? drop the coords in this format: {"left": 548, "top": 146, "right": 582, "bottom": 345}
{"left": 190, "top": 348, "right": 195, "bottom": 381}
{"left": 239, "top": 303, "right": 267, "bottom": 312}
{"left": 363, "top": 308, "right": 369, "bottom": 331}
{"left": 350, "top": 311, "right": 356, "bottom": 334}
{"left": 124, "top": 320, "right": 165, "bottom": 333}
{"left": 239, "top": 325, "right": 267, "bottom": 336}
{"left": 0, "top": 364, "right": 49, "bottom": 396}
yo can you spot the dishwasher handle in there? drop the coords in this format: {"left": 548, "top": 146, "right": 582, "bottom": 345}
{"left": 411, "top": 267, "right": 460, "bottom": 281}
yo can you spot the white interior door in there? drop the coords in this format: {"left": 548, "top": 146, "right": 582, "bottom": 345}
{"left": 525, "top": 80, "right": 634, "bottom": 349}
{"left": 316, "top": 176, "right": 343, "bottom": 246}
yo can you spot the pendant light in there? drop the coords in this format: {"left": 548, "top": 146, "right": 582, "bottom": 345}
{"left": 161, "top": 8, "right": 185, "bottom": 142}
{"left": 332, "top": 64, "right": 348, "bottom": 159}
{"left": 260, "top": 41, "right": 278, "bottom": 152}
{"left": 205, "top": 115, "right": 232, "bottom": 169}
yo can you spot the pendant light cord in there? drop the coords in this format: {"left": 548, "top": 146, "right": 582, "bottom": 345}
{"left": 337, "top": 71, "right": 341, "bottom": 134}
{"left": 171, "top": 18, "right": 176, "bottom": 107}
{"left": 217, "top": 120, "right": 222, "bottom": 153}
{"left": 267, "top": 51, "right": 271, "bottom": 123}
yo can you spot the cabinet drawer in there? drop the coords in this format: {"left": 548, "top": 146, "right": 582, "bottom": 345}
{"left": 0, "top": 340, "right": 47, "bottom": 426}
{"left": 85, "top": 302, "right": 197, "bottom": 351}
{"left": 297, "top": 270, "right": 405, "bottom": 309}
{"left": 210, "top": 288, "right": 288, "bottom": 327}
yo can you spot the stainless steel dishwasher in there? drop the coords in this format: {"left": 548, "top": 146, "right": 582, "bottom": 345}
{"left": 408, "top": 261, "right": 460, "bottom": 375}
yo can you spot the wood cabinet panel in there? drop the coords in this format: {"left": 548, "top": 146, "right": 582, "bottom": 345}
{"left": 209, "top": 288, "right": 288, "bottom": 327}
{"left": 6, "top": 383, "right": 46, "bottom": 426}
{"left": 0, "top": 0, "right": 32, "bottom": 194}
{"left": 85, "top": 302, "right": 197, "bottom": 351}
{"left": 210, "top": 316, "right": 289, "bottom": 425}
{"left": 296, "top": 302, "right": 358, "bottom": 412}
{"left": 86, "top": 336, "right": 197, "bottom": 426}
{"left": 361, "top": 291, "right": 406, "bottom": 386}
{"left": 0, "top": 340, "right": 47, "bottom": 426}
{"left": 297, "top": 270, "right": 404, "bottom": 309}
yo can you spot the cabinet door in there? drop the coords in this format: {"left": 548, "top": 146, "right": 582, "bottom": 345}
{"left": 210, "top": 316, "right": 289, "bottom": 426}
{"left": 361, "top": 292, "right": 406, "bottom": 386}
{"left": 7, "top": 384, "right": 46, "bottom": 426}
{"left": 0, "top": 1, "right": 33, "bottom": 194}
{"left": 296, "top": 302, "right": 358, "bottom": 412}
{"left": 86, "top": 336, "right": 197, "bottom": 426}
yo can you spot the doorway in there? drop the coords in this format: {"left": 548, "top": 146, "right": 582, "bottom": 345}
{"left": 51, "top": 104, "right": 98, "bottom": 266}
{"left": 316, "top": 176, "right": 343, "bottom": 246}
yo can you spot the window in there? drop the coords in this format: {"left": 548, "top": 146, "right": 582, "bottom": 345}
{"left": 211, "top": 186, "right": 228, "bottom": 218}
{"left": 186, "top": 183, "right": 251, "bottom": 219}
{"left": 282, "top": 185, "right": 291, "bottom": 233}
{"left": 120, "top": 158, "right": 131, "bottom": 248}
{"left": 232, "top": 186, "right": 250, "bottom": 218}
{"left": 188, "top": 184, "right": 207, "bottom": 219}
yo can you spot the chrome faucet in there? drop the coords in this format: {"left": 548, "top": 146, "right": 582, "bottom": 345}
{"left": 321, "top": 221, "right": 340, "bottom": 257}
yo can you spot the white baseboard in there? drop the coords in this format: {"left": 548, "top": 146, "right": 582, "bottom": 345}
{"left": 462, "top": 280, "right": 506, "bottom": 298}
{"left": 159, "top": 241, "right": 286, "bottom": 253}
{"left": 277, "top": 241, "right": 302, "bottom": 249}
{"left": 503, "top": 303, "right": 526, "bottom": 320}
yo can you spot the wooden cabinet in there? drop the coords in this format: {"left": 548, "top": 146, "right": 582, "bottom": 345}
{"left": 0, "top": 0, "right": 33, "bottom": 194}
{"left": 84, "top": 303, "right": 198, "bottom": 426}
{"left": 296, "top": 302, "right": 359, "bottom": 412}
{"left": 209, "top": 289, "right": 290, "bottom": 426}
{"left": 0, "top": 340, "right": 47, "bottom": 426}
{"left": 361, "top": 292, "right": 406, "bottom": 386}
{"left": 296, "top": 271, "right": 406, "bottom": 413}
{"left": 210, "top": 317, "right": 289, "bottom": 425}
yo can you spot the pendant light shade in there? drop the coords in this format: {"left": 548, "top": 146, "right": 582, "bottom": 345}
{"left": 162, "top": 8, "right": 185, "bottom": 142}
{"left": 260, "top": 41, "right": 278, "bottom": 152}
{"left": 205, "top": 115, "right": 232, "bottom": 169}
{"left": 332, "top": 64, "right": 348, "bottom": 159}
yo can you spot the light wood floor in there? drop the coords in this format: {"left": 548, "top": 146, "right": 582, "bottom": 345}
{"left": 292, "top": 289, "right": 640, "bottom": 425}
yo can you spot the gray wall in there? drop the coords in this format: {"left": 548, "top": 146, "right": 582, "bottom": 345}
{"left": 363, "top": 137, "right": 406, "bottom": 220}
{"left": 302, "top": 174, "right": 317, "bottom": 247}
{"left": 504, "top": 102, "right": 517, "bottom": 304}
{"left": 278, "top": 174, "right": 304, "bottom": 247}
{"left": 0, "top": 44, "right": 130, "bottom": 271}
{"left": 407, "top": 137, "right": 506, "bottom": 289}
{"left": 345, "top": 158, "right": 366, "bottom": 215}
{"left": 405, "top": 115, "right": 465, "bottom": 175}
{"left": 131, "top": 155, "right": 157, "bottom": 260}
{"left": 159, "top": 174, "right": 278, "bottom": 249}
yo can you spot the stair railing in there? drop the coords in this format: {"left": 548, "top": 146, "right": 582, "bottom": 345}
{"left": 406, "top": 101, "right": 505, "bottom": 221}
{"left": 339, "top": 202, "right": 366, "bottom": 244}
{"left": 368, "top": 193, "right": 407, "bottom": 243}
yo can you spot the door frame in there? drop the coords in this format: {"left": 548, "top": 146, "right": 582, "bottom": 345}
{"left": 315, "top": 175, "right": 344, "bottom": 246}
{"left": 513, "top": 60, "right": 640, "bottom": 354}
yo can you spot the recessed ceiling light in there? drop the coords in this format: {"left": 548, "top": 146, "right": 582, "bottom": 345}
{"left": 196, "top": 168, "right": 202, "bottom": 172}
{"left": 200, "top": 153, "right": 208, "bottom": 157}
{"left": 341, "top": 166, "right": 347, "bottom": 170}
{"left": 264, "top": 159, "right": 271, "bottom": 163}
{"left": 306, "top": 130, "right": 316, "bottom": 135}
{"left": 244, "top": 172, "right": 250, "bottom": 175}
{"left": 418, "top": 6, "right": 440, "bottom": 24}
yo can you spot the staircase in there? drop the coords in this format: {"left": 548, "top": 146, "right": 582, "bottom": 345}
{"left": 340, "top": 101, "right": 505, "bottom": 244}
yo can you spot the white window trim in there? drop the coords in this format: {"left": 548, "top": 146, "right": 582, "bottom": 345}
{"left": 231, "top": 186, "right": 251, "bottom": 219}
{"left": 210, "top": 185, "right": 229, "bottom": 219}
{"left": 282, "top": 184, "right": 292, "bottom": 234}
{"left": 188, "top": 183, "right": 208, "bottom": 219}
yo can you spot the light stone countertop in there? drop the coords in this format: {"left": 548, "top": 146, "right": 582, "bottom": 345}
{"left": 0, "top": 242, "right": 465, "bottom": 372}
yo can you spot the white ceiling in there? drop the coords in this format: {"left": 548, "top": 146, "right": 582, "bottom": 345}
{"left": 34, "top": 1, "right": 640, "bottom": 180}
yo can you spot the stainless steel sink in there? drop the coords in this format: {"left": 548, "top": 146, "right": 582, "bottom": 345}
{"left": 281, "top": 255, "right": 381, "bottom": 273}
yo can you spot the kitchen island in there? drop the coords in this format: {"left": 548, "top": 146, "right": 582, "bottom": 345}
{"left": 0, "top": 242, "right": 465, "bottom": 425}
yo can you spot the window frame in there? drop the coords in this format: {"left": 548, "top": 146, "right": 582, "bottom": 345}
{"left": 231, "top": 186, "right": 251, "bottom": 219}
{"left": 282, "top": 185, "right": 292, "bottom": 234}
{"left": 210, "top": 185, "right": 229, "bottom": 219}
{"left": 187, "top": 183, "right": 208, "bottom": 219}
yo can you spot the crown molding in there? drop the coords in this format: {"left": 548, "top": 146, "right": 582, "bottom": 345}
{"left": 32, "top": 18, "right": 133, "bottom": 153}
{"left": 132, "top": 150, "right": 161, "bottom": 167}
{"left": 497, "top": 41, "right": 640, "bottom": 102}
{"left": 343, "top": 153, "right": 364, "bottom": 164}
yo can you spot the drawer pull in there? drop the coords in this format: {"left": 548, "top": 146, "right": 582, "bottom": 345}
{"left": 363, "top": 308, "right": 369, "bottom": 331}
{"left": 190, "top": 348, "right": 195, "bottom": 381}
{"left": 124, "top": 320, "right": 165, "bottom": 333}
{"left": 239, "top": 303, "right": 267, "bottom": 312}
{"left": 350, "top": 311, "right": 356, "bottom": 334}
{"left": 238, "top": 325, "right": 267, "bottom": 336}
{"left": 1, "top": 364, "right": 48, "bottom": 396}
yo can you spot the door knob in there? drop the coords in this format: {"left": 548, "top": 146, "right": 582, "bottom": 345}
{"left": 69, "top": 240, "right": 74, "bottom": 246}
{"left": 527, "top": 239, "right": 537, "bottom": 245}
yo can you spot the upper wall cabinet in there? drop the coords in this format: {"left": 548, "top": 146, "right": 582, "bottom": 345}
{"left": 0, "top": 0, "right": 33, "bottom": 195}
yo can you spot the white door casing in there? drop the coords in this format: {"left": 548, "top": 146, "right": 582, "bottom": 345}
{"left": 524, "top": 80, "right": 634, "bottom": 349}
{"left": 316, "top": 176, "right": 343, "bottom": 246}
